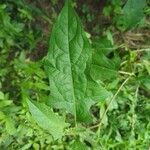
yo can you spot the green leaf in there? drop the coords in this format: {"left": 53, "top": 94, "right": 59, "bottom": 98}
{"left": 117, "top": 0, "right": 146, "bottom": 30}
{"left": 0, "top": 100, "right": 12, "bottom": 108}
{"left": 0, "top": 111, "right": 5, "bottom": 120}
{"left": 90, "top": 50, "right": 120, "bottom": 81}
{"left": 5, "top": 117, "right": 16, "bottom": 135}
{"left": 21, "top": 143, "right": 32, "bottom": 150}
{"left": 92, "top": 37, "right": 113, "bottom": 55}
{"left": 70, "top": 139, "right": 89, "bottom": 150}
{"left": 0, "top": 91, "right": 4, "bottom": 100}
{"left": 45, "top": 0, "right": 111, "bottom": 122}
{"left": 27, "top": 100, "right": 69, "bottom": 140}
{"left": 138, "top": 76, "right": 150, "bottom": 91}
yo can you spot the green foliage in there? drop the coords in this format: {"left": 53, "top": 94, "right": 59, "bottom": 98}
{"left": 44, "top": 0, "right": 111, "bottom": 123}
{"left": 70, "top": 139, "right": 89, "bottom": 150}
{"left": 27, "top": 100, "right": 69, "bottom": 140}
{"left": 0, "top": 0, "right": 150, "bottom": 149}
{"left": 90, "top": 49, "right": 120, "bottom": 81}
{"left": 104, "top": 0, "right": 147, "bottom": 30}
{"left": 116, "top": 0, "right": 146, "bottom": 30}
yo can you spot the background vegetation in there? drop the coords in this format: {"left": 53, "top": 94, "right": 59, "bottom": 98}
{"left": 0, "top": 0, "right": 150, "bottom": 149}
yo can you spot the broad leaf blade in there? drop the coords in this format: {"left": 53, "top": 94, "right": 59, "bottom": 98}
{"left": 45, "top": 1, "right": 111, "bottom": 122}
{"left": 27, "top": 100, "right": 69, "bottom": 140}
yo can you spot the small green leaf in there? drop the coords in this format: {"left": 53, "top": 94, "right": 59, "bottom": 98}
{"left": 70, "top": 139, "right": 89, "bottom": 150}
{"left": 27, "top": 100, "right": 69, "bottom": 140}
{"left": 92, "top": 37, "right": 113, "bottom": 55}
{"left": 0, "top": 91, "right": 4, "bottom": 100}
{"left": 5, "top": 117, "right": 16, "bottom": 135}
{"left": 21, "top": 143, "right": 32, "bottom": 150}
{"left": 0, "top": 100, "right": 12, "bottom": 108}
{"left": 138, "top": 76, "right": 150, "bottom": 91}
{"left": 0, "top": 111, "right": 5, "bottom": 120}
{"left": 117, "top": 0, "right": 146, "bottom": 30}
{"left": 90, "top": 50, "right": 120, "bottom": 81}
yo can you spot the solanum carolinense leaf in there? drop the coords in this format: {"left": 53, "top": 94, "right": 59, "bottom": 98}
{"left": 27, "top": 100, "right": 69, "bottom": 140}
{"left": 44, "top": 0, "right": 111, "bottom": 122}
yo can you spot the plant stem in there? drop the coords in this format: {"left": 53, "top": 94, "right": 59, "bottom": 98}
{"left": 133, "top": 48, "right": 150, "bottom": 52}
{"left": 119, "top": 71, "right": 135, "bottom": 76}
{"left": 89, "top": 75, "right": 133, "bottom": 131}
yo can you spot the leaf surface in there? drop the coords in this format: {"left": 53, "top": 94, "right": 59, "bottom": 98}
{"left": 45, "top": 1, "right": 111, "bottom": 122}
{"left": 90, "top": 49, "right": 120, "bottom": 82}
{"left": 27, "top": 100, "right": 69, "bottom": 140}
{"left": 0, "top": 91, "right": 4, "bottom": 100}
{"left": 138, "top": 76, "right": 150, "bottom": 91}
{"left": 70, "top": 139, "right": 89, "bottom": 150}
{"left": 117, "top": 0, "right": 146, "bottom": 29}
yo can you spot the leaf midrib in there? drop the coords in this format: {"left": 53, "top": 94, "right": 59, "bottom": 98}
{"left": 66, "top": 3, "right": 77, "bottom": 123}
